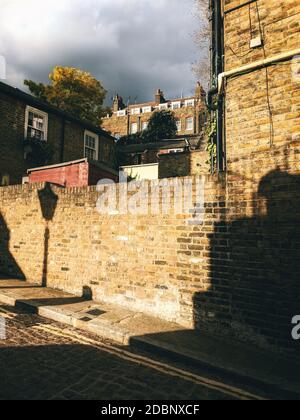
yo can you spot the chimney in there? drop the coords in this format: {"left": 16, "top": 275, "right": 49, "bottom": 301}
{"left": 155, "top": 89, "right": 166, "bottom": 104}
{"left": 113, "top": 94, "right": 125, "bottom": 112}
{"left": 195, "top": 82, "right": 206, "bottom": 101}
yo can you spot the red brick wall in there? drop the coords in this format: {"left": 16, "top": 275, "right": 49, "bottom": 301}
{"left": 28, "top": 162, "right": 89, "bottom": 187}
{"left": 29, "top": 162, "right": 119, "bottom": 187}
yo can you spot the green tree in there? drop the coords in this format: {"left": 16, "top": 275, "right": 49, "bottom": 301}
{"left": 142, "top": 110, "right": 177, "bottom": 143}
{"left": 24, "top": 67, "right": 108, "bottom": 126}
{"left": 118, "top": 110, "right": 178, "bottom": 146}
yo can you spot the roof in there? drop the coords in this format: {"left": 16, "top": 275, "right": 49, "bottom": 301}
{"left": 27, "top": 158, "right": 119, "bottom": 176}
{"left": 127, "top": 96, "right": 197, "bottom": 109}
{"left": 0, "top": 81, "right": 115, "bottom": 142}
{"left": 117, "top": 136, "right": 203, "bottom": 154}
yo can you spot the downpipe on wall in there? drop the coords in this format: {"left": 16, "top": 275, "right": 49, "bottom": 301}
{"left": 207, "top": 0, "right": 225, "bottom": 173}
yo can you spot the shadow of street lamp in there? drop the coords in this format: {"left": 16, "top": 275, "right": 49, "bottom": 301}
{"left": 38, "top": 183, "right": 58, "bottom": 287}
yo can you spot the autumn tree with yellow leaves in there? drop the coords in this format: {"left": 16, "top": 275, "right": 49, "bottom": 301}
{"left": 24, "top": 67, "right": 110, "bottom": 126}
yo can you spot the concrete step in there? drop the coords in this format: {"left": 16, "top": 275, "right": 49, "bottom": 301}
{"left": 0, "top": 277, "right": 300, "bottom": 399}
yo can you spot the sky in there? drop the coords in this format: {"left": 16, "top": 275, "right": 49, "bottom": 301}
{"left": 0, "top": 0, "right": 202, "bottom": 105}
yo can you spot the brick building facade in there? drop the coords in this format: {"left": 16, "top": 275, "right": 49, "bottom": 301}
{"left": 0, "top": 81, "right": 117, "bottom": 185}
{"left": 202, "top": 0, "right": 300, "bottom": 350}
{"left": 214, "top": 0, "right": 300, "bottom": 171}
{"left": 102, "top": 83, "right": 207, "bottom": 139}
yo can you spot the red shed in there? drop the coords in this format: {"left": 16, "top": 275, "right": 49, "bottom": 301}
{"left": 27, "top": 158, "right": 119, "bottom": 187}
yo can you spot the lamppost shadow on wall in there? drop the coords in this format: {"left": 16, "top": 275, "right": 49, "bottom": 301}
{"left": 38, "top": 183, "right": 58, "bottom": 287}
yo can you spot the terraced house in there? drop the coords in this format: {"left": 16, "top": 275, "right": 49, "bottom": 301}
{"left": 0, "top": 81, "right": 117, "bottom": 185}
{"left": 102, "top": 82, "right": 207, "bottom": 139}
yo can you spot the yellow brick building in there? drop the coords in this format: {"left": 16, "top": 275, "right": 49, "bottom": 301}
{"left": 102, "top": 83, "right": 207, "bottom": 139}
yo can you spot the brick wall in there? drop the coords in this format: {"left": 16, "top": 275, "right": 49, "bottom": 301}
{"left": 159, "top": 150, "right": 209, "bottom": 178}
{"left": 223, "top": 0, "right": 300, "bottom": 170}
{"left": 0, "top": 0, "right": 299, "bottom": 356}
{"left": 0, "top": 141, "right": 299, "bottom": 354}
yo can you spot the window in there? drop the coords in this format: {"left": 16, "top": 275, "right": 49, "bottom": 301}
{"left": 84, "top": 131, "right": 99, "bottom": 160}
{"left": 131, "top": 108, "right": 141, "bottom": 115}
{"left": 25, "top": 106, "right": 48, "bottom": 141}
{"left": 142, "top": 106, "right": 152, "bottom": 113}
{"left": 117, "top": 110, "right": 126, "bottom": 117}
{"left": 142, "top": 121, "right": 148, "bottom": 131}
{"left": 131, "top": 123, "right": 138, "bottom": 134}
{"left": 169, "top": 148, "right": 184, "bottom": 154}
{"left": 186, "top": 117, "right": 194, "bottom": 131}
{"left": 159, "top": 103, "right": 168, "bottom": 110}
{"left": 1, "top": 175, "right": 10, "bottom": 186}
{"left": 172, "top": 102, "right": 181, "bottom": 110}
{"left": 185, "top": 99, "right": 195, "bottom": 108}
{"left": 176, "top": 119, "right": 182, "bottom": 132}
{"left": 134, "top": 154, "right": 142, "bottom": 165}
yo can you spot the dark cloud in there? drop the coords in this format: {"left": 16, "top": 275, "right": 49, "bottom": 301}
{"left": 0, "top": 0, "right": 202, "bottom": 105}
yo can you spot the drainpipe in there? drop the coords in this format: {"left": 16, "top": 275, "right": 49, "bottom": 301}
{"left": 208, "top": 0, "right": 224, "bottom": 172}
{"left": 215, "top": 0, "right": 224, "bottom": 172}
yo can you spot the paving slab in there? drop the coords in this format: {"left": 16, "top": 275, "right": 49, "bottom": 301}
{"left": 0, "top": 277, "right": 299, "bottom": 399}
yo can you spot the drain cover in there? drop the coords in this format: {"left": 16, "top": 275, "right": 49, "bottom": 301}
{"left": 79, "top": 317, "right": 92, "bottom": 322}
{"left": 86, "top": 309, "right": 106, "bottom": 317}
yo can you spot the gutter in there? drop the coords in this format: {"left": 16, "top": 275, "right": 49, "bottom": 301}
{"left": 218, "top": 48, "right": 300, "bottom": 93}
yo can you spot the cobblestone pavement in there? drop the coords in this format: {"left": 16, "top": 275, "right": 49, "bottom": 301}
{"left": 0, "top": 304, "right": 266, "bottom": 401}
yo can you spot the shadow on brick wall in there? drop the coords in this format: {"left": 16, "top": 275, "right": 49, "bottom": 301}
{"left": 193, "top": 169, "right": 300, "bottom": 351}
{"left": 38, "top": 183, "right": 59, "bottom": 287}
{"left": 0, "top": 212, "right": 25, "bottom": 280}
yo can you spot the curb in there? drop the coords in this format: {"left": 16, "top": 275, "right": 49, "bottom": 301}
{"left": 130, "top": 336, "right": 300, "bottom": 401}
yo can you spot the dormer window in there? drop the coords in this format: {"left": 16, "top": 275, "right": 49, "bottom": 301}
{"left": 172, "top": 102, "right": 181, "bottom": 110}
{"left": 142, "top": 106, "right": 152, "bottom": 113}
{"left": 25, "top": 106, "right": 48, "bottom": 141}
{"left": 185, "top": 99, "right": 195, "bottom": 108}
{"left": 131, "top": 108, "right": 141, "bottom": 115}
{"left": 159, "top": 103, "right": 168, "bottom": 110}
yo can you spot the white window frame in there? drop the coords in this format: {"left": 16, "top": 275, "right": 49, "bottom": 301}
{"left": 131, "top": 108, "right": 141, "bottom": 115}
{"left": 25, "top": 106, "right": 48, "bottom": 141}
{"left": 84, "top": 130, "right": 99, "bottom": 161}
{"left": 169, "top": 148, "right": 185, "bottom": 154}
{"left": 142, "top": 121, "right": 149, "bottom": 131}
{"left": 172, "top": 101, "right": 181, "bottom": 110}
{"left": 159, "top": 103, "right": 168, "bottom": 110}
{"left": 131, "top": 123, "right": 138, "bottom": 134}
{"left": 142, "top": 106, "right": 152, "bottom": 113}
{"left": 186, "top": 117, "right": 194, "bottom": 131}
{"left": 185, "top": 99, "right": 195, "bottom": 108}
{"left": 117, "top": 110, "right": 126, "bottom": 117}
{"left": 176, "top": 119, "right": 182, "bottom": 132}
